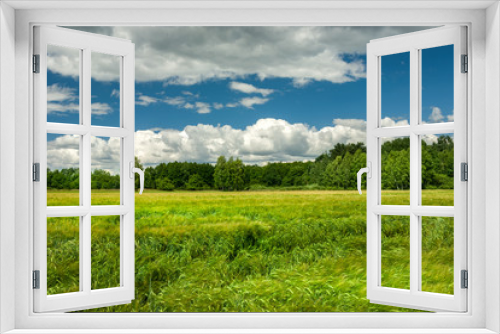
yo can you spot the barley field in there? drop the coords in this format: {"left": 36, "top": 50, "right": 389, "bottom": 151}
{"left": 46, "top": 189, "right": 454, "bottom": 312}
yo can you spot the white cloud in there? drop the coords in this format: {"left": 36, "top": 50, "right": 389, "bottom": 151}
{"left": 52, "top": 116, "right": 449, "bottom": 170}
{"left": 240, "top": 97, "right": 269, "bottom": 109}
{"left": 47, "top": 84, "right": 79, "bottom": 114}
{"left": 62, "top": 26, "right": 430, "bottom": 84}
{"left": 226, "top": 103, "right": 239, "bottom": 108}
{"left": 229, "top": 82, "right": 274, "bottom": 96}
{"left": 164, "top": 96, "right": 186, "bottom": 106}
{"left": 429, "top": 107, "right": 444, "bottom": 123}
{"left": 333, "top": 118, "right": 366, "bottom": 131}
{"left": 133, "top": 118, "right": 368, "bottom": 165}
{"left": 91, "top": 102, "right": 113, "bottom": 116}
{"left": 447, "top": 114, "right": 454, "bottom": 122}
{"left": 111, "top": 89, "right": 120, "bottom": 98}
{"left": 48, "top": 135, "right": 122, "bottom": 175}
{"left": 194, "top": 102, "right": 211, "bottom": 114}
{"left": 136, "top": 95, "right": 159, "bottom": 106}
{"left": 213, "top": 103, "right": 224, "bottom": 110}
{"left": 422, "top": 134, "right": 439, "bottom": 145}
{"left": 47, "top": 135, "right": 80, "bottom": 170}
{"left": 380, "top": 117, "right": 409, "bottom": 127}
{"left": 184, "top": 103, "right": 194, "bottom": 109}
{"left": 91, "top": 136, "right": 121, "bottom": 174}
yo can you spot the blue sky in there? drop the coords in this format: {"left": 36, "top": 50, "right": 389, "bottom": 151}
{"left": 46, "top": 26, "right": 453, "bottom": 169}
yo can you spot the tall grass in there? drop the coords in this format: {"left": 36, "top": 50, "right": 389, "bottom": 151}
{"left": 46, "top": 189, "right": 454, "bottom": 312}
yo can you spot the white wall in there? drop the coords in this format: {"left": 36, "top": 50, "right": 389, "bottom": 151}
{"left": 486, "top": 2, "right": 500, "bottom": 332}
{"left": 0, "top": 2, "right": 16, "bottom": 333}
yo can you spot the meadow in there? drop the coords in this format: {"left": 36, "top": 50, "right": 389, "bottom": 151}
{"left": 46, "top": 189, "right": 454, "bottom": 312}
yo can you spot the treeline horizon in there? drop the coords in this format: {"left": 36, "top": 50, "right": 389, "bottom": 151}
{"left": 47, "top": 136, "right": 454, "bottom": 191}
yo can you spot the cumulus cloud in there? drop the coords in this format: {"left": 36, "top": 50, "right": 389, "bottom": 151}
{"left": 47, "top": 135, "right": 80, "bottom": 170}
{"left": 240, "top": 97, "right": 270, "bottom": 109}
{"left": 429, "top": 107, "right": 444, "bottom": 123}
{"left": 91, "top": 136, "right": 121, "bottom": 174}
{"left": 133, "top": 118, "right": 368, "bottom": 166}
{"left": 229, "top": 82, "right": 274, "bottom": 96}
{"left": 381, "top": 117, "right": 409, "bottom": 127}
{"left": 48, "top": 118, "right": 372, "bottom": 168}
{"left": 48, "top": 135, "right": 121, "bottom": 174}
{"left": 63, "top": 26, "right": 430, "bottom": 85}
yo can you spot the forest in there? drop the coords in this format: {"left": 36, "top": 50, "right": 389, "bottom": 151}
{"left": 46, "top": 136, "right": 454, "bottom": 191}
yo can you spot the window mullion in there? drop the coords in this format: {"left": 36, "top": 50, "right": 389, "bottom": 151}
{"left": 409, "top": 47, "right": 420, "bottom": 295}
{"left": 82, "top": 47, "right": 92, "bottom": 294}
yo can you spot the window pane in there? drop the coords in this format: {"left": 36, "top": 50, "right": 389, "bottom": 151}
{"left": 47, "top": 216, "right": 80, "bottom": 295}
{"left": 381, "top": 137, "right": 410, "bottom": 205}
{"left": 381, "top": 215, "right": 410, "bottom": 290}
{"left": 381, "top": 52, "right": 410, "bottom": 127}
{"left": 47, "top": 45, "right": 80, "bottom": 124}
{"left": 91, "top": 215, "right": 121, "bottom": 290}
{"left": 421, "top": 216, "right": 454, "bottom": 294}
{"left": 91, "top": 136, "right": 121, "bottom": 205}
{"left": 47, "top": 133, "right": 80, "bottom": 206}
{"left": 421, "top": 45, "right": 454, "bottom": 124}
{"left": 421, "top": 134, "right": 454, "bottom": 206}
{"left": 91, "top": 52, "right": 121, "bottom": 127}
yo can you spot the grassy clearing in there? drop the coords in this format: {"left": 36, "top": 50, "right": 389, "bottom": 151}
{"left": 46, "top": 189, "right": 454, "bottom": 312}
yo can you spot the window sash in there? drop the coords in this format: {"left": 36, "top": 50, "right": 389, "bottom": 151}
{"left": 366, "top": 26, "right": 468, "bottom": 312}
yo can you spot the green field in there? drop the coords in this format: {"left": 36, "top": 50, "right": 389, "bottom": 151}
{"left": 46, "top": 189, "right": 454, "bottom": 312}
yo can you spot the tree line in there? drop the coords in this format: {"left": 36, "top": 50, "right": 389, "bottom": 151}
{"left": 47, "top": 136, "right": 454, "bottom": 191}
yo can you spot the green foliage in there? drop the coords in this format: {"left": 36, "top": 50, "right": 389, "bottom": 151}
{"left": 185, "top": 174, "right": 210, "bottom": 190}
{"left": 47, "top": 137, "right": 454, "bottom": 192}
{"left": 45, "top": 189, "right": 454, "bottom": 312}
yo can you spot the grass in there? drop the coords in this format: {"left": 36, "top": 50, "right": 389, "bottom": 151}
{"left": 46, "top": 189, "right": 454, "bottom": 312}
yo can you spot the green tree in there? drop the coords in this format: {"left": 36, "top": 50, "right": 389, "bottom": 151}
{"left": 214, "top": 156, "right": 227, "bottom": 190}
{"left": 185, "top": 174, "right": 209, "bottom": 190}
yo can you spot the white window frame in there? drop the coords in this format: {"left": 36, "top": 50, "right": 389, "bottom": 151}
{"left": 33, "top": 26, "right": 136, "bottom": 313}
{"left": 1, "top": 1, "right": 499, "bottom": 333}
{"left": 366, "top": 26, "right": 468, "bottom": 312}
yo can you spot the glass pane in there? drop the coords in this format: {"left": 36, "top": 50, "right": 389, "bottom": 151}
{"left": 421, "top": 45, "right": 454, "bottom": 124}
{"left": 91, "top": 52, "right": 121, "bottom": 127}
{"left": 421, "top": 134, "right": 454, "bottom": 206}
{"left": 47, "top": 133, "right": 80, "bottom": 206}
{"left": 381, "top": 52, "right": 410, "bottom": 127}
{"left": 91, "top": 136, "right": 121, "bottom": 205}
{"left": 91, "top": 215, "right": 121, "bottom": 290}
{"left": 381, "top": 215, "right": 410, "bottom": 290}
{"left": 47, "top": 45, "right": 80, "bottom": 124}
{"left": 421, "top": 216, "right": 454, "bottom": 294}
{"left": 381, "top": 137, "right": 410, "bottom": 205}
{"left": 47, "top": 217, "right": 80, "bottom": 295}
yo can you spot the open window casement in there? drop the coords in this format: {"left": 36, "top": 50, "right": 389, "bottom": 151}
{"left": 33, "top": 26, "right": 137, "bottom": 312}
{"left": 362, "top": 26, "right": 467, "bottom": 312}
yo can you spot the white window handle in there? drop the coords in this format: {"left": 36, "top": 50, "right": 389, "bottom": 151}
{"left": 129, "top": 161, "right": 145, "bottom": 195}
{"left": 357, "top": 162, "right": 371, "bottom": 195}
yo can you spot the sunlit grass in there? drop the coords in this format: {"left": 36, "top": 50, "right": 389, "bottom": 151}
{"left": 46, "top": 189, "right": 454, "bottom": 312}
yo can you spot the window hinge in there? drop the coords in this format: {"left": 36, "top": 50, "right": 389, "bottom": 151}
{"left": 461, "top": 270, "right": 468, "bottom": 289}
{"left": 33, "top": 54, "right": 40, "bottom": 73}
{"left": 461, "top": 162, "right": 468, "bottom": 181}
{"left": 33, "top": 270, "right": 40, "bottom": 289}
{"left": 461, "top": 54, "right": 468, "bottom": 73}
{"left": 33, "top": 163, "right": 40, "bottom": 182}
